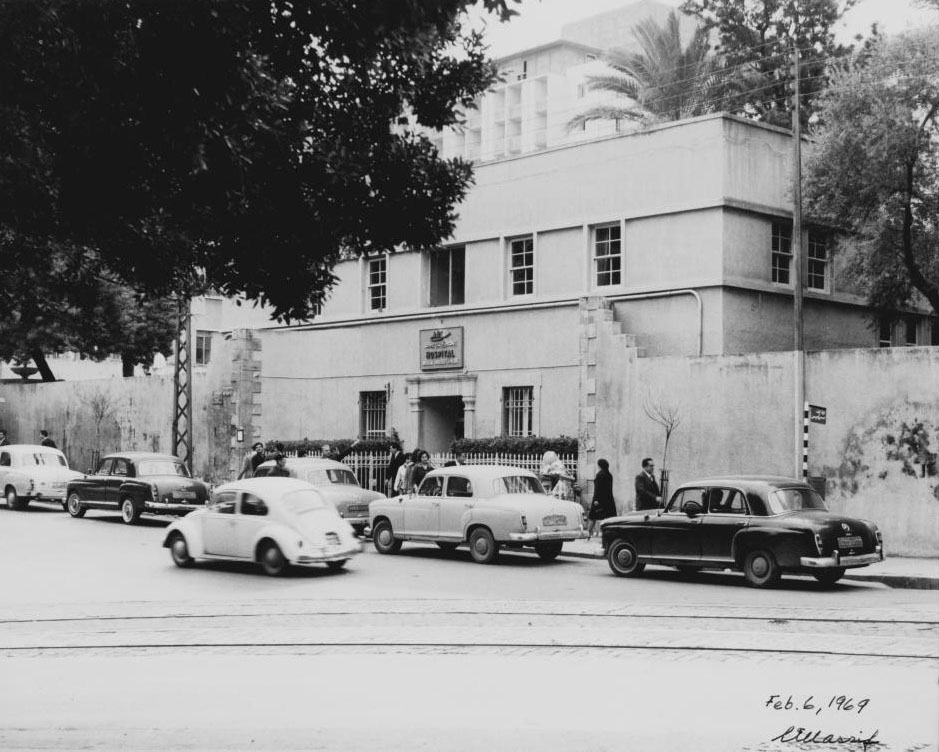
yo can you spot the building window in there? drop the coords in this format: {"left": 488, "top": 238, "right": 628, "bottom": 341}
{"left": 932, "top": 319, "right": 939, "bottom": 346}
{"left": 771, "top": 221, "right": 792, "bottom": 285}
{"left": 359, "top": 391, "right": 387, "bottom": 438}
{"left": 502, "top": 386, "right": 534, "bottom": 437}
{"left": 509, "top": 237, "right": 534, "bottom": 296}
{"left": 807, "top": 231, "right": 829, "bottom": 291}
{"left": 594, "top": 224, "right": 622, "bottom": 286}
{"left": 195, "top": 331, "right": 212, "bottom": 366}
{"left": 429, "top": 247, "right": 465, "bottom": 307}
{"left": 368, "top": 257, "right": 387, "bottom": 311}
{"left": 878, "top": 320, "right": 893, "bottom": 348}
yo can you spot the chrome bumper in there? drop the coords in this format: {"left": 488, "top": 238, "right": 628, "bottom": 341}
{"left": 294, "top": 542, "right": 363, "bottom": 564}
{"left": 146, "top": 500, "right": 205, "bottom": 514}
{"left": 507, "top": 530, "right": 588, "bottom": 542}
{"left": 800, "top": 548, "right": 884, "bottom": 569}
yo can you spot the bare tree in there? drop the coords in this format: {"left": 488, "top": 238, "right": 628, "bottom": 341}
{"left": 643, "top": 393, "right": 683, "bottom": 498}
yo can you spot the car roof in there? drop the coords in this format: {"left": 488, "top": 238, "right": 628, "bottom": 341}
{"left": 2, "top": 444, "right": 64, "bottom": 453}
{"left": 678, "top": 475, "right": 809, "bottom": 490}
{"left": 425, "top": 464, "right": 538, "bottom": 480}
{"left": 215, "top": 477, "right": 318, "bottom": 495}
{"left": 256, "top": 457, "right": 349, "bottom": 470}
{"left": 103, "top": 452, "right": 182, "bottom": 462}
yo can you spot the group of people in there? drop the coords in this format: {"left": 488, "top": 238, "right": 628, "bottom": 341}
{"left": 583, "top": 455, "right": 663, "bottom": 539}
{"left": 384, "top": 443, "right": 468, "bottom": 497}
{"left": 0, "top": 429, "right": 57, "bottom": 449}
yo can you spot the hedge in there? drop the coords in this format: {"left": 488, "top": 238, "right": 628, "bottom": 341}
{"left": 263, "top": 438, "right": 394, "bottom": 457}
{"left": 450, "top": 436, "right": 578, "bottom": 455}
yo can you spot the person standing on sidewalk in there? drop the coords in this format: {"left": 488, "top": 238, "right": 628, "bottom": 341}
{"left": 385, "top": 442, "right": 406, "bottom": 497}
{"left": 238, "top": 442, "right": 266, "bottom": 479}
{"left": 587, "top": 458, "right": 616, "bottom": 539}
{"left": 634, "top": 457, "right": 662, "bottom": 510}
{"left": 39, "top": 430, "right": 57, "bottom": 449}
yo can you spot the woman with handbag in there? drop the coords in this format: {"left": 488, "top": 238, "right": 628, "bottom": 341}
{"left": 587, "top": 458, "right": 616, "bottom": 539}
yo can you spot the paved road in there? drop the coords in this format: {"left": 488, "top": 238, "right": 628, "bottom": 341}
{"left": 1, "top": 505, "right": 937, "bottom": 751}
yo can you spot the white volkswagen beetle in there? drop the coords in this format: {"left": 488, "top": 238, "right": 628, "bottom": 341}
{"left": 369, "top": 464, "right": 588, "bottom": 564}
{"left": 162, "top": 477, "right": 362, "bottom": 576}
{"left": 0, "top": 444, "right": 83, "bottom": 510}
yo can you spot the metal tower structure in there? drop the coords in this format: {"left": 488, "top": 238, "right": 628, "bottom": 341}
{"left": 172, "top": 296, "right": 193, "bottom": 472}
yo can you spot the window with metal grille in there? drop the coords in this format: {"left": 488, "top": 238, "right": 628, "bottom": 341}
{"left": 807, "top": 232, "right": 829, "bottom": 291}
{"left": 509, "top": 237, "right": 534, "bottom": 296}
{"left": 594, "top": 224, "right": 621, "bottom": 286}
{"left": 359, "top": 391, "right": 387, "bottom": 438}
{"left": 429, "top": 247, "right": 465, "bottom": 307}
{"left": 368, "top": 257, "right": 386, "bottom": 311}
{"left": 771, "top": 221, "right": 792, "bottom": 285}
{"left": 195, "top": 331, "right": 212, "bottom": 366}
{"left": 502, "top": 386, "right": 534, "bottom": 437}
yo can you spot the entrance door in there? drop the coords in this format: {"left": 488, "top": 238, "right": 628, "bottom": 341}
{"left": 420, "top": 396, "right": 464, "bottom": 454}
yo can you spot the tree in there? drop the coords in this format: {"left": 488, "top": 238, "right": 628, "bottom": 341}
{"left": 569, "top": 10, "right": 730, "bottom": 128}
{"left": 680, "top": 0, "right": 858, "bottom": 127}
{"left": 0, "top": 0, "right": 517, "bottom": 336}
{"left": 804, "top": 28, "right": 939, "bottom": 320}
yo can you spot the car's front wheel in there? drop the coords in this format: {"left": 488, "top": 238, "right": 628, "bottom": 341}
{"left": 5, "top": 486, "right": 23, "bottom": 511}
{"left": 168, "top": 533, "right": 194, "bottom": 568}
{"left": 66, "top": 493, "right": 86, "bottom": 518}
{"left": 259, "top": 542, "right": 288, "bottom": 576}
{"left": 813, "top": 567, "right": 845, "bottom": 586}
{"left": 743, "top": 549, "right": 781, "bottom": 588}
{"left": 326, "top": 559, "right": 347, "bottom": 571}
{"left": 372, "top": 520, "right": 402, "bottom": 554}
{"left": 120, "top": 497, "right": 140, "bottom": 525}
{"left": 468, "top": 527, "right": 499, "bottom": 564}
{"left": 535, "top": 541, "right": 563, "bottom": 561}
{"left": 607, "top": 539, "right": 645, "bottom": 577}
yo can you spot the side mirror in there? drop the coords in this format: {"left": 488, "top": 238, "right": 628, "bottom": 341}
{"left": 684, "top": 501, "right": 703, "bottom": 518}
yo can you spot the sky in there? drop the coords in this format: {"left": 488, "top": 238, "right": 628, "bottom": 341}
{"left": 476, "top": 0, "right": 939, "bottom": 58}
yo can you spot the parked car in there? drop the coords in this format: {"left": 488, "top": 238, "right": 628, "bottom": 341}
{"left": 162, "top": 477, "right": 362, "bottom": 575}
{"left": 369, "top": 464, "right": 588, "bottom": 563}
{"left": 0, "top": 444, "right": 83, "bottom": 510}
{"left": 254, "top": 456, "right": 383, "bottom": 534}
{"left": 602, "top": 475, "right": 884, "bottom": 587}
{"left": 66, "top": 452, "right": 209, "bottom": 524}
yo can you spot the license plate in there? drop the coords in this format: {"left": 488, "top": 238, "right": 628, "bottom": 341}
{"left": 173, "top": 491, "right": 196, "bottom": 500}
{"left": 542, "top": 515, "right": 567, "bottom": 526}
{"left": 838, "top": 535, "right": 863, "bottom": 548}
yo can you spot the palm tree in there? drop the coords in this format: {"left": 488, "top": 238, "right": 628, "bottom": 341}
{"left": 569, "top": 10, "right": 730, "bottom": 129}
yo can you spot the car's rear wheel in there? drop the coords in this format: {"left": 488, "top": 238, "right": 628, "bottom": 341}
{"left": 607, "top": 539, "right": 645, "bottom": 577}
{"left": 535, "top": 541, "right": 563, "bottom": 561}
{"left": 66, "top": 492, "right": 86, "bottom": 518}
{"left": 259, "top": 542, "right": 288, "bottom": 576}
{"left": 168, "top": 533, "right": 193, "bottom": 568}
{"left": 120, "top": 497, "right": 140, "bottom": 525}
{"left": 469, "top": 527, "right": 499, "bottom": 564}
{"left": 326, "top": 559, "right": 347, "bottom": 571}
{"left": 813, "top": 567, "right": 845, "bottom": 586}
{"left": 743, "top": 549, "right": 781, "bottom": 588}
{"left": 372, "top": 520, "right": 402, "bottom": 554}
{"left": 436, "top": 541, "right": 459, "bottom": 552}
{"left": 5, "top": 486, "right": 22, "bottom": 511}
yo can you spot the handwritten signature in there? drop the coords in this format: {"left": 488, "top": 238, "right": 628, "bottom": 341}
{"left": 771, "top": 726, "right": 881, "bottom": 750}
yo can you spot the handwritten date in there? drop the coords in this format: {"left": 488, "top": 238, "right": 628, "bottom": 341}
{"left": 765, "top": 695, "right": 870, "bottom": 715}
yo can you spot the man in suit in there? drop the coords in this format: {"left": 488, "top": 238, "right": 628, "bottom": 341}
{"left": 634, "top": 457, "right": 662, "bottom": 510}
{"left": 385, "top": 442, "right": 406, "bottom": 497}
{"left": 39, "top": 430, "right": 57, "bottom": 448}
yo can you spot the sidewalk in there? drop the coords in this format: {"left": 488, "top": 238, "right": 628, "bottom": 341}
{"left": 560, "top": 538, "right": 939, "bottom": 590}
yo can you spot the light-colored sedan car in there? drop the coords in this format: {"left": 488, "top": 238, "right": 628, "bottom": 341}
{"left": 162, "top": 477, "right": 362, "bottom": 576}
{"left": 369, "top": 464, "right": 588, "bottom": 564}
{"left": 254, "top": 457, "right": 384, "bottom": 534}
{"left": 0, "top": 444, "right": 83, "bottom": 510}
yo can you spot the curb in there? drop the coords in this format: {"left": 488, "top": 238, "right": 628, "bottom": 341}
{"left": 557, "top": 549, "right": 939, "bottom": 590}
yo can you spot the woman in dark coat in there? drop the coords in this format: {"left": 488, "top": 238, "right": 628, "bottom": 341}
{"left": 587, "top": 458, "right": 616, "bottom": 539}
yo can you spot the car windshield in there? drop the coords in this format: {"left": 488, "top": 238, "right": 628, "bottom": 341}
{"left": 490, "top": 475, "right": 545, "bottom": 495}
{"left": 306, "top": 468, "right": 359, "bottom": 486}
{"left": 766, "top": 487, "right": 828, "bottom": 514}
{"left": 281, "top": 489, "right": 328, "bottom": 515}
{"left": 137, "top": 460, "right": 190, "bottom": 477}
{"left": 20, "top": 452, "right": 66, "bottom": 467}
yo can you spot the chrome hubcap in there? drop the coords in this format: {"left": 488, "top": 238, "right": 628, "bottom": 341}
{"left": 615, "top": 546, "right": 634, "bottom": 569}
{"left": 751, "top": 555, "right": 768, "bottom": 578}
{"left": 474, "top": 537, "right": 489, "bottom": 556}
{"left": 172, "top": 539, "right": 186, "bottom": 560}
{"left": 378, "top": 529, "right": 392, "bottom": 547}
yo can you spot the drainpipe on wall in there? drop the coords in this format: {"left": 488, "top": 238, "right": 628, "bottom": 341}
{"left": 608, "top": 289, "right": 704, "bottom": 356}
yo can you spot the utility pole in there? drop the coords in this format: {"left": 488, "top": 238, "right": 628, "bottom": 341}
{"left": 172, "top": 296, "right": 193, "bottom": 473}
{"left": 791, "top": 41, "right": 806, "bottom": 479}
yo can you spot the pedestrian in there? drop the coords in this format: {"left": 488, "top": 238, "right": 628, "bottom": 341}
{"left": 268, "top": 453, "right": 290, "bottom": 477}
{"left": 385, "top": 442, "right": 406, "bottom": 497}
{"left": 587, "top": 458, "right": 616, "bottom": 539}
{"left": 394, "top": 452, "right": 414, "bottom": 496}
{"left": 634, "top": 457, "right": 662, "bottom": 510}
{"left": 540, "top": 450, "right": 575, "bottom": 500}
{"left": 39, "top": 430, "right": 57, "bottom": 449}
{"left": 410, "top": 449, "right": 433, "bottom": 493}
{"left": 238, "top": 442, "right": 266, "bottom": 479}
{"left": 444, "top": 452, "right": 466, "bottom": 467}
{"left": 0, "top": 429, "right": 8, "bottom": 447}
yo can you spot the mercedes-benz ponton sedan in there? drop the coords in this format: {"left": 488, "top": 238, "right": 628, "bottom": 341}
{"left": 602, "top": 475, "right": 884, "bottom": 587}
{"left": 0, "top": 444, "right": 83, "bottom": 510}
{"left": 369, "top": 464, "right": 588, "bottom": 564}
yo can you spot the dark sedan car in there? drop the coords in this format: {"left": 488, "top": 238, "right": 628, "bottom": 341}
{"left": 66, "top": 452, "right": 209, "bottom": 525}
{"left": 601, "top": 475, "right": 884, "bottom": 587}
